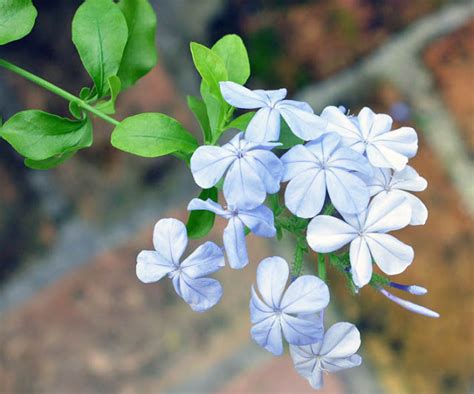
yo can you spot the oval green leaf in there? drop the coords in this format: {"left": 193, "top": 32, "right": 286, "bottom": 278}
{"left": 187, "top": 95, "right": 211, "bottom": 144}
{"left": 0, "top": 0, "right": 37, "bottom": 45}
{"left": 190, "top": 42, "right": 227, "bottom": 96}
{"left": 186, "top": 187, "right": 218, "bottom": 239}
{"left": 25, "top": 151, "right": 77, "bottom": 170}
{"left": 111, "top": 113, "right": 198, "bottom": 158}
{"left": 72, "top": 0, "right": 128, "bottom": 97}
{"left": 117, "top": 0, "right": 158, "bottom": 89}
{"left": 212, "top": 34, "right": 250, "bottom": 85}
{"left": 0, "top": 110, "right": 93, "bottom": 160}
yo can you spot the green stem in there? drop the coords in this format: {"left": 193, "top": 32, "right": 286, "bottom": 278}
{"left": 0, "top": 58, "right": 119, "bottom": 126}
{"left": 317, "top": 253, "right": 327, "bottom": 282}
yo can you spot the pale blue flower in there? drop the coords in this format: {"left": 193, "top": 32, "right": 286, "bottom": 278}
{"left": 290, "top": 322, "right": 362, "bottom": 390}
{"left": 281, "top": 132, "right": 373, "bottom": 218}
{"left": 378, "top": 288, "right": 439, "bottom": 318}
{"left": 136, "top": 218, "right": 224, "bottom": 312}
{"left": 250, "top": 257, "right": 330, "bottom": 355}
{"left": 307, "top": 193, "right": 414, "bottom": 288}
{"left": 220, "top": 81, "right": 327, "bottom": 142}
{"left": 190, "top": 132, "right": 283, "bottom": 210}
{"left": 321, "top": 106, "right": 418, "bottom": 171}
{"left": 187, "top": 198, "right": 276, "bottom": 269}
{"left": 368, "top": 165, "right": 428, "bottom": 225}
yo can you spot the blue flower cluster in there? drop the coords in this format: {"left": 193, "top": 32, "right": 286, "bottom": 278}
{"left": 136, "top": 82, "right": 438, "bottom": 390}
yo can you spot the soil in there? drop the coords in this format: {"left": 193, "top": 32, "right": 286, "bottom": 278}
{"left": 424, "top": 19, "right": 474, "bottom": 156}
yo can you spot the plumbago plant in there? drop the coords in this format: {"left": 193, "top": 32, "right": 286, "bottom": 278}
{"left": 0, "top": 0, "right": 439, "bottom": 390}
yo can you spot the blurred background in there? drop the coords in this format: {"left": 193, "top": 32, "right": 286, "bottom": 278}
{"left": 0, "top": 0, "right": 473, "bottom": 393}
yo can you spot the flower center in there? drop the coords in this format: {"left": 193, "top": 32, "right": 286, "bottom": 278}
{"left": 236, "top": 149, "right": 245, "bottom": 159}
{"left": 170, "top": 267, "right": 182, "bottom": 278}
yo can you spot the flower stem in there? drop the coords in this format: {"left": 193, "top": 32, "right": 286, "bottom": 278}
{"left": 0, "top": 58, "right": 119, "bottom": 126}
{"left": 318, "top": 253, "right": 327, "bottom": 282}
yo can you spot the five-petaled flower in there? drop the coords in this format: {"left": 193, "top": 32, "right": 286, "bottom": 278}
{"left": 307, "top": 193, "right": 414, "bottom": 288}
{"left": 250, "top": 256, "right": 330, "bottom": 355}
{"left": 190, "top": 132, "right": 283, "bottom": 210}
{"left": 281, "top": 133, "right": 373, "bottom": 219}
{"left": 220, "top": 81, "right": 327, "bottom": 142}
{"left": 187, "top": 198, "right": 276, "bottom": 269}
{"left": 321, "top": 106, "right": 418, "bottom": 171}
{"left": 368, "top": 165, "right": 428, "bottom": 225}
{"left": 290, "top": 322, "right": 362, "bottom": 390}
{"left": 136, "top": 218, "right": 224, "bottom": 312}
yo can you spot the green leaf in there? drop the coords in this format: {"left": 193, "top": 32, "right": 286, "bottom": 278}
{"left": 200, "top": 80, "right": 233, "bottom": 138}
{"left": 186, "top": 187, "right": 218, "bottom": 239}
{"left": 277, "top": 118, "right": 303, "bottom": 149}
{"left": 111, "top": 113, "right": 198, "bottom": 158}
{"left": 0, "top": 110, "right": 93, "bottom": 160}
{"left": 95, "top": 75, "right": 121, "bottom": 114}
{"left": 225, "top": 112, "right": 255, "bottom": 132}
{"left": 69, "top": 101, "right": 83, "bottom": 120}
{"left": 0, "top": 0, "right": 37, "bottom": 45}
{"left": 25, "top": 151, "right": 77, "bottom": 170}
{"left": 190, "top": 42, "right": 227, "bottom": 96}
{"left": 212, "top": 34, "right": 250, "bottom": 85}
{"left": 187, "top": 95, "right": 211, "bottom": 143}
{"left": 72, "top": 0, "right": 128, "bottom": 97}
{"left": 117, "top": 0, "right": 158, "bottom": 89}
{"left": 80, "top": 87, "right": 92, "bottom": 100}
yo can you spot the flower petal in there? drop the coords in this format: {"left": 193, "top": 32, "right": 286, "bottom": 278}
{"left": 402, "top": 191, "right": 428, "bottom": 225}
{"left": 328, "top": 146, "right": 373, "bottom": 176}
{"left": 246, "top": 149, "right": 283, "bottom": 193}
{"left": 366, "top": 142, "right": 409, "bottom": 171}
{"left": 308, "top": 370, "right": 324, "bottom": 390}
{"left": 364, "top": 192, "right": 411, "bottom": 233}
{"left": 306, "top": 132, "right": 341, "bottom": 158}
{"left": 284, "top": 169, "right": 326, "bottom": 218}
{"left": 238, "top": 205, "right": 276, "bottom": 238}
{"left": 187, "top": 198, "right": 230, "bottom": 218}
{"left": 256, "top": 256, "right": 289, "bottom": 309}
{"left": 322, "top": 354, "right": 362, "bottom": 373}
{"left": 290, "top": 344, "right": 319, "bottom": 379}
{"left": 278, "top": 104, "right": 327, "bottom": 141}
{"left": 366, "top": 233, "right": 413, "bottom": 275}
{"left": 250, "top": 286, "right": 274, "bottom": 324}
{"left": 368, "top": 168, "right": 392, "bottom": 196}
{"left": 250, "top": 315, "right": 283, "bottom": 355}
{"left": 307, "top": 215, "right": 358, "bottom": 253}
{"left": 254, "top": 88, "right": 287, "bottom": 106}
{"left": 190, "top": 145, "right": 236, "bottom": 188}
{"left": 172, "top": 274, "right": 223, "bottom": 312}
{"left": 391, "top": 165, "right": 427, "bottom": 192}
{"left": 321, "top": 106, "right": 361, "bottom": 141}
{"left": 368, "top": 127, "right": 418, "bottom": 170}
{"left": 281, "top": 314, "right": 325, "bottom": 346}
{"left": 280, "top": 99, "right": 314, "bottom": 113}
{"left": 357, "top": 107, "right": 377, "bottom": 139}
{"left": 366, "top": 114, "right": 393, "bottom": 139}
{"left": 326, "top": 168, "right": 370, "bottom": 214}
{"left": 223, "top": 217, "right": 248, "bottom": 269}
{"left": 219, "top": 81, "right": 268, "bottom": 108}
{"left": 152, "top": 218, "right": 188, "bottom": 265}
{"left": 245, "top": 107, "right": 281, "bottom": 142}
{"left": 320, "top": 322, "right": 361, "bottom": 358}
{"left": 180, "top": 241, "right": 225, "bottom": 278}
{"left": 223, "top": 158, "right": 266, "bottom": 210}
{"left": 136, "top": 250, "right": 174, "bottom": 283}
{"left": 349, "top": 237, "right": 372, "bottom": 288}
{"left": 280, "top": 275, "right": 330, "bottom": 314}
{"left": 281, "top": 144, "right": 317, "bottom": 182}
